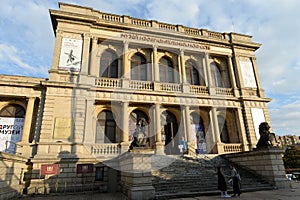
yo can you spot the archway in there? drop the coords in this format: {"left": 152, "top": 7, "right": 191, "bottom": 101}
{"left": 161, "top": 111, "right": 179, "bottom": 155}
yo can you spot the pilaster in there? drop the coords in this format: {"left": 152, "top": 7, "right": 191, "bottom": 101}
{"left": 89, "top": 36, "right": 98, "bottom": 76}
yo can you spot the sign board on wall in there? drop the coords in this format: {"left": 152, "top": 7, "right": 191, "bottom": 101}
{"left": 77, "top": 164, "right": 94, "bottom": 174}
{"left": 239, "top": 59, "right": 257, "bottom": 88}
{"left": 41, "top": 164, "right": 60, "bottom": 175}
{"left": 59, "top": 38, "right": 83, "bottom": 71}
{"left": 0, "top": 117, "right": 24, "bottom": 154}
{"left": 250, "top": 108, "right": 266, "bottom": 140}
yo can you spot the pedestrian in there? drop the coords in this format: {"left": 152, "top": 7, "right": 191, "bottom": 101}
{"left": 217, "top": 166, "right": 231, "bottom": 198}
{"left": 230, "top": 163, "right": 241, "bottom": 197}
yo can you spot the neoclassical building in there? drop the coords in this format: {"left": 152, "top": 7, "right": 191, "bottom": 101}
{"left": 0, "top": 2, "right": 273, "bottom": 194}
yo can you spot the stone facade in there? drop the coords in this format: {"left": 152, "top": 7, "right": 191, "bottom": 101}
{"left": 0, "top": 2, "right": 275, "bottom": 197}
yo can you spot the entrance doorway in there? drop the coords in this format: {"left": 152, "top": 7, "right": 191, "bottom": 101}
{"left": 162, "top": 111, "right": 179, "bottom": 155}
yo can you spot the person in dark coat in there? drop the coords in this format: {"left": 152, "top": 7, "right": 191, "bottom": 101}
{"left": 230, "top": 163, "right": 241, "bottom": 197}
{"left": 217, "top": 167, "right": 230, "bottom": 198}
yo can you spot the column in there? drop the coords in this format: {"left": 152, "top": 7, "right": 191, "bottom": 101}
{"left": 89, "top": 37, "right": 98, "bottom": 76}
{"left": 122, "top": 41, "right": 130, "bottom": 88}
{"left": 121, "top": 101, "right": 130, "bottom": 153}
{"left": 51, "top": 30, "right": 63, "bottom": 70}
{"left": 236, "top": 108, "right": 249, "bottom": 151}
{"left": 153, "top": 45, "right": 159, "bottom": 82}
{"left": 21, "top": 97, "right": 36, "bottom": 142}
{"left": 227, "top": 55, "right": 239, "bottom": 96}
{"left": 155, "top": 103, "right": 164, "bottom": 155}
{"left": 184, "top": 105, "right": 194, "bottom": 153}
{"left": 211, "top": 107, "right": 221, "bottom": 143}
{"left": 251, "top": 57, "right": 264, "bottom": 97}
{"left": 81, "top": 33, "right": 91, "bottom": 74}
{"left": 83, "top": 99, "right": 94, "bottom": 144}
{"left": 204, "top": 52, "right": 215, "bottom": 95}
{"left": 180, "top": 50, "right": 186, "bottom": 83}
{"left": 201, "top": 54, "right": 209, "bottom": 86}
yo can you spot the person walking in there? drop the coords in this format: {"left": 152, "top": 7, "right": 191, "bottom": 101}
{"left": 217, "top": 166, "right": 231, "bottom": 198}
{"left": 230, "top": 163, "right": 241, "bottom": 197}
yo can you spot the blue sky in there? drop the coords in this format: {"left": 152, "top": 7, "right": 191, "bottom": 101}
{"left": 0, "top": 0, "right": 299, "bottom": 136}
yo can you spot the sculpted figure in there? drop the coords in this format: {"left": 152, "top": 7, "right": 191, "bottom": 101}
{"left": 129, "top": 118, "right": 148, "bottom": 150}
{"left": 256, "top": 122, "right": 277, "bottom": 149}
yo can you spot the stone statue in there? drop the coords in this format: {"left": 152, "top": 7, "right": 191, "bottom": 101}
{"left": 129, "top": 118, "right": 148, "bottom": 150}
{"left": 256, "top": 122, "right": 277, "bottom": 149}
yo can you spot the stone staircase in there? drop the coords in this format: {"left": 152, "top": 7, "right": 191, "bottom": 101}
{"left": 151, "top": 154, "right": 274, "bottom": 199}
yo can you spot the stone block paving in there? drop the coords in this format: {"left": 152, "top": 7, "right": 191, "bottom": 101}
{"left": 19, "top": 182, "right": 300, "bottom": 200}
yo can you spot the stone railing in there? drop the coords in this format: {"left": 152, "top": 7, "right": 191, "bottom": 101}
{"left": 95, "top": 77, "right": 121, "bottom": 88}
{"left": 207, "top": 31, "right": 225, "bottom": 39}
{"left": 97, "top": 12, "right": 229, "bottom": 41}
{"left": 158, "top": 23, "right": 176, "bottom": 31}
{"left": 131, "top": 18, "right": 150, "bottom": 27}
{"left": 91, "top": 144, "right": 120, "bottom": 156}
{"left": 159, "top": 83, "right": 182, "bottom": 92}
{"left": 101, "top": 13, "right": 121, "bottom": 23}
{"left": 130, "top": 80, "right": 154, "bottom": 90}
{"left": 223, "top": 143, "right": 242, "bottom": 153}
{"left": 190, "top": 85, "right": 209, "bottom": 95}
{"left": 184, "top": 27, "right": 201, "bottom": 36}
{"left": 216, "top": 87, "right": 233, "bottom": 96}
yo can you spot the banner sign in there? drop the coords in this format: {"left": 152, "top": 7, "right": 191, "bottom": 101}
{"left": 77, "top": 164, "right": 94, "bottom": 174}
{"left": 41, "top": 164, "right": 60, "bottom": 175}
{"left": 251, "top": 108, "right": 266, "bottom": 140}
{"left": 0, "top": 117, "right": 24, "bottom": 154}
{"left": 240, "top": 59, "right": 257, "bottom": 88}
{"left": 59, "top": 38, "right": 83, "bottom": 71}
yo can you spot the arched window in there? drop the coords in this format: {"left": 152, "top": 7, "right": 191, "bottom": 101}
{"left": 159, "top": 57, "right": 175, "bottom": 83}
{"left": 131, "top": 53, "right": 148, "bottom": 81}
{"left": 0, "top": 104, "right": 25, "bottom": 118}
{"left": 100, "top": 50, "right": 119, "bottom": 78}
{"left": 211, "top": 63, "right": 223, "bottom": 87}
{"left": 96, "top": 110, "right": 116, "bottom": 143}
{"left": 186, "top": 60, "right": 200, "bottom": 85}
{"left": 218, "top": 115, "right": 229, "bottom": 143}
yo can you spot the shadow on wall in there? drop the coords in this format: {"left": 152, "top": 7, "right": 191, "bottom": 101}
{"left": 0, "top": 152, "right": 27, "bottom": 199}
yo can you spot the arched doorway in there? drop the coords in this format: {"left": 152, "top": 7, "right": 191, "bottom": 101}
{"left": 161, "top": 111, "right": 179, "bottom": 155}
{"left": 0, "top": 104, "right": 25, "bottom": 153}
{"left": 191, "top": 112, "right": 206, "bottom": 154}
{"left": 96, "top": 110, "right": 116, "bottom": 143}
{"left": 218, "top": 115, "right": 229, "bottom": 143}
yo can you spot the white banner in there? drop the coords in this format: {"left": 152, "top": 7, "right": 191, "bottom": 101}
{"left": 240, "top": 59, "right": 257, "bottom": 88}
{"left": 251, "top": 108, "right": 266, "bottom": 140}
{"left": 0, "top": 117, "right": 24, "bottom": 154}
{"left": 59, "top": 38, "right": 83, "bottom": 71}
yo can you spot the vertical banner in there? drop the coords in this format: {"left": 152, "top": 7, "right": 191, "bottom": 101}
{"left": 191, "top": 124, "right": 207, "bottom": 154}
{"left": 251, "top": 108, "right": 266, "bottom": 140}
{"left": 239, "top": 59, "right": 257, "bottom": 88}
{"left": 0, "top": 117, "right": 24, "bottom": 153}
{"left": 59, "top": 38, "right": 83, "bottom": 71}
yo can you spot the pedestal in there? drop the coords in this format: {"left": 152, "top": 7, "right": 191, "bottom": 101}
{"left": 119, "top": 148, "right": 155, "bottom": 200}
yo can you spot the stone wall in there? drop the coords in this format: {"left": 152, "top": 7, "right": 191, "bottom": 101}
{"left": 223, "top": 148, "right": 291, "bottom": 189}
{"left": 0, "top": 152, "right": 27, "bottom": 199}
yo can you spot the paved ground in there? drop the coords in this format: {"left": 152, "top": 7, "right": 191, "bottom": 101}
{"left": 19, "top": 182, "right": 300, "bottom": 200}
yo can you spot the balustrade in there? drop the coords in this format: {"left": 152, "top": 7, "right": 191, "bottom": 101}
{"left": 216, "top": 87, "right": 233, "bottom": 96}
{"left": 159, "top": 83, "right": 182, "bottom": 92}
{"left": 129, "top": 80, "right": 153, "bottom": 90}
{"left": 190, "top": 85, "right": 209, "bottom": 95}
{"left": 91, "top": 144, "right": 120, "bottom": 156}
{"left": 95, "top": 78, "right": 121, "bottom": 88}
{"left": 223, "top": 143, "right": 242, "bottom": 153}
